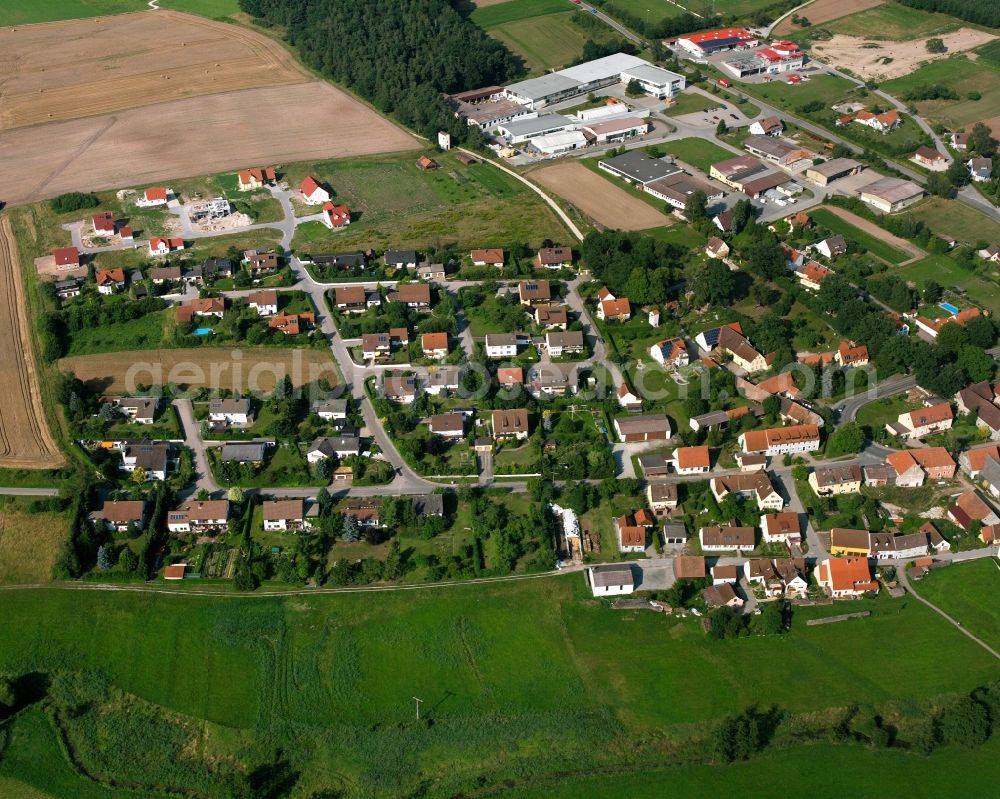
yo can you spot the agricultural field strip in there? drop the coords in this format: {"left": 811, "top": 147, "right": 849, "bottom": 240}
{"left": 0, "top": 10, "right": 310, "bottom": 130}
{"left": 0, "top": 217, "right": 63, "bottom": 469}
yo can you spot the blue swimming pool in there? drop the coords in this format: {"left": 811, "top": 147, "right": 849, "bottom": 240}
{"left": 193, "top": 328, "right": 213, "bottom": 335}
{"left": 939, "top": 303, "right": 960, "bottom": 315}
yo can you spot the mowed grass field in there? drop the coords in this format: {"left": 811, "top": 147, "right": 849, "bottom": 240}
{"left": 897, "top": 255, "right": 1000, "bottom": 313}
{"left": 917, "top": 558, "right": 1000, "bottom": 651}
{"left": 661, "top": 136, "right": 737, "bottom": 173}
{"left": 288, "top": 151, "right": 569, "bottom": 251}
{"left": 882, "top": 55, "right": 1000, "bottom": 131}
{"left": 0, "top": 578, "right": 998, "bottom": 797}
{"left": 908, "top": 196, "right": 1000, "bottom": 244}
{"left": 504, "top": 738, "right": 1000, "bottom": 798}
{"left": 809, "top": 207, "right": 909, "bottom": 263}
{"left": 0, "top": 0, "right": 144, "bottom": 24}
{"left": 741, "top": 73, "right": 855, "bottom": 113}
{"left": 471, "top": 0, "right": 619, "bottom": 73}
{"left": 824, "top": 2, "right": 962, "bottom": 39}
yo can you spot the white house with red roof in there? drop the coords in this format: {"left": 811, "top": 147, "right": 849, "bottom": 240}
{"left": 53, "top": 247, "right": 80, "bottom": 269}
{"left": 299, "top": 176, "right": 331, "bottom": 205}
{"left": 136, "top": 187, "right": 171, "bottom": 207}
{"left": 92, "top": 212, "right": 115, "bottom": 235}
{"left": 321, "top": 202, "right": 351, "bottom": 229}
{"left": 148, "top": 237, "right": 185, "bottom": 257}
{"left": 853, "top": 110, "right": 901, "bottom": 134}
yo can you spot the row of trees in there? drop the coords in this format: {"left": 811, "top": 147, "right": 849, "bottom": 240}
{"left": 897, "top": 0, "right": 1000, "bottom": 27}
{"left": 239, "top": 0, "right": 520, "bottom": 141}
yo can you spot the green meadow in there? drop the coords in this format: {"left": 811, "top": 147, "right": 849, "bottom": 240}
{"left": 0, "top": 578, "right": 997, "bottom": 796}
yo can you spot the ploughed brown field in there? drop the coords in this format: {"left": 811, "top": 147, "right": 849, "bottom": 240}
{"left": 0, "top": 10, "right": 418, "bottom": 205}
{"left": 0, "top": 216, "right": 64, "bottom": 469}
{"left": 773, "top": 0, "right": 886, "bottom": 36}
{"left": 531, "top": 161, "right": 673, "bottom": 231}
{"left": 59, "top": 347, "right": 340, "bottom": 395}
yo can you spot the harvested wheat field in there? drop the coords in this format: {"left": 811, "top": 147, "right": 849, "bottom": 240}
{"left": 0, "top": 10, "right": 418, "bottom": 205}
{"left": 60, "top": 347, "right": 340, "bottom": 395}
{"left": 0, "top": 217, "right": 63, "bottom": 469}
{"left": 811, "top": 29, "right": 996, "bottom": 81}
{"left": 0, "top": 81, "right": 419, "bottom": 206}
{"left": 531, "top": 161, "right": 672, "bottom": 231}
{"left": 0, "top": 11, "right": 309, "bottom": 130}
{"left": 773, "top": 0, "right": 885, "bottom": 36}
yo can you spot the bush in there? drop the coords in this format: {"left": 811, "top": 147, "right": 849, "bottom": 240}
{"left": 49, "top": 192, "right": 100, "bottom": 213}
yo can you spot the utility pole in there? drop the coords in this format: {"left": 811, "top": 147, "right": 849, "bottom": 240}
{"left": 413, "top": 696, "right": 423, "bottom": 721}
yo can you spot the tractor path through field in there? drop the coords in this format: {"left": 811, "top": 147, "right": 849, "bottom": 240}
{"left": 898, "top": 566, "right": 1000, "bottom": 662}
{"left": 458, "top": 147, "right": 584, "bottom": 241}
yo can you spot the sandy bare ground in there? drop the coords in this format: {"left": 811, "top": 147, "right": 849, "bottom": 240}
{"left": 773, "top": 0, "right": 885, "bottom": 36}
{"left": 0, "top": 216, "right": 64, "bottom": 469}
{"left": 60, "top": 347, "right": 340, "bottom": 395}
{"left": 0, "top": 10, "right": 309, "bottom": 130}
{"left": 810, "top": 29, "right": 996, "bottom": 81}
{"left": 531, "top": 161, "right": 673, "bottom": 231}
{"left": 0, "top": 82, "right": 419, "bottom": 206}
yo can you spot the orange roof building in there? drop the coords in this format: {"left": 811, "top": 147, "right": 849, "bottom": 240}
{"left": 816, "top": 557, "right": 878, "bottom": 597}
{"left": 739, "top": 424, "right": 821, "bottom": 455}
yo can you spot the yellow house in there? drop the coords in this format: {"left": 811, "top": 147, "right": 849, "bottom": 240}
{"left": 829, "top": 528, "right": 871, "bottom": 557}
{"left": 809, "top": 464, "right": 862, "bottom": 497}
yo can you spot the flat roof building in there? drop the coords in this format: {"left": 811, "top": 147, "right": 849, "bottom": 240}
{"left": 598, "top": 151, "right": 680, "bottom": 185}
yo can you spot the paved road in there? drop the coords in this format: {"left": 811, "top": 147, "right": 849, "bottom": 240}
{"left": 772, "top": 469, "right": 827, "bottom": 560}
{"left": 173, "top": 398, "right": 220, "bottom": 496}
{"left": 833, "top": 373, "right": 917, "bottom": 422}
{"left": 0, "top": 487, "right": 60, "bottom": 496}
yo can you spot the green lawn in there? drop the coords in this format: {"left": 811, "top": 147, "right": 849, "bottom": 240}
{"left": 288, "top": 151, "right": 566, "bottom": 253}
{"left": 809, "top": 207, "right": 910, "bottom": 264}
{"left": 489, "top": 11, "right": 618, "bottom": 74}
{"left": 882, "top": 56, "right": 1000, "bottom": 131}
{"left": 0, "top": 0, "right": 240, "bottom": 24}
{"left": 64, "top": 309, "right": 171, "bottom": 356}
{"left": 0, "top": 580, "right": 997, "bottom": 796}
{"left": 661, "top": 137, "right": 738, "bottom": 174}
{"left": 855, "top": 394, "right": 916, "bottom": 429}
{"left": 504, "top": 738, "right": 1000, "bottom": 798}
{"left": 897, "top": 254, "right": 1000, "bottom": 315}
{"left": 663, "top": 92, "right": 725, "bottom": 117}
{"left": 825, "top": 3, "right": 962, "bottom": 40}
{"left": 468, "top": 0, "right": 569, "bottom": 28}
{"left": 0, "top": 0, "right": 144, "bottom": 24}
{"left": 917, "top": 557, "right": 1000, "bottom": 651}
{"left": 907, "top": 196, "right": 1000, "bottom": 246}
{"left": 740, "top": 74, "right": 855, "bottom": 114}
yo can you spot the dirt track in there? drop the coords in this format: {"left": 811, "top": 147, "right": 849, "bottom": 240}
{"left": 0, "top": 216, "right": 64, "bottom": 469}
{"left": 531, "top": 161, "right": 673, "bottom": 231}
{"left": 773, "top": 0, "right": 885, "bottom": 36}
{"left": 0, "top": 10, "right": 309, "bottom": 130}
{"left": 60, "top": 347, "right": 340, "bottom": 395}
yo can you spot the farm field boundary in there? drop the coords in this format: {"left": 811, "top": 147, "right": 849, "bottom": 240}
{"left": 0, "top": 216, "right": 64, "bottom": 469}
{"left": 531, "top": 161, "right": 673, "bottom": 230}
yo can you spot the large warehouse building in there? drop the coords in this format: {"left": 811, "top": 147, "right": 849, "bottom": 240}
{"left": 504, "top": 53, "right": 685, "bottom": 109}
{"left": 676, "top": 28, "right": 758, "bottom": 57}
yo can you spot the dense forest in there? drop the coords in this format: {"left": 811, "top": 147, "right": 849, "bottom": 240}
{"left": 896, "top": 0, "right": 1000, "bottom": 28}
{"left": 238, "top": 0, "right": 522, "bottom": 140}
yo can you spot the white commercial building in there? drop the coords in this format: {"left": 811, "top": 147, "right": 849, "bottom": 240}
{"left": 504, "top": 53, "right": 684, "bottom": 109}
